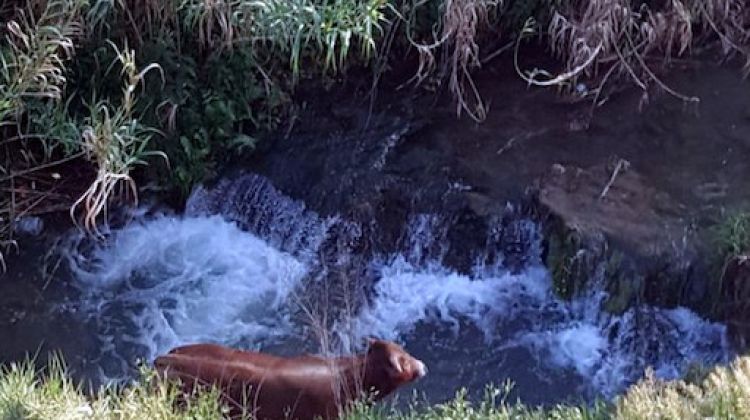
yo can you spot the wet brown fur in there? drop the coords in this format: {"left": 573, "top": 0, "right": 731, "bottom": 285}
{"left": 154, "top": 339, "right": 427, "bottom": 420}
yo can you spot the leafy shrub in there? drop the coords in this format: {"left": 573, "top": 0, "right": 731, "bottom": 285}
{"left": 136, "top": 40, "right": 289, "bottom": 196}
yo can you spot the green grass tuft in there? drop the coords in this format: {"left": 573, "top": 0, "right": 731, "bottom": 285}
{"left": 712, "top": 212, "right": 750, "bottom": 261}
{"left": 0, "top": 357, "right": 228, "bottom": 420}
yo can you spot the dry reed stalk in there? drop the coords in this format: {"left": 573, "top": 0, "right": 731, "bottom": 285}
{"left": 1, "top": 0, "right": 85, "bottom": 269}
{"left": 407, "top": 0, "right": 499, "bottom": 122}
{"left": 70, "top": 42, "right": 165, "bottom": 238}
{"left": 539, "top": 0, "right": 749, "bottom": 102}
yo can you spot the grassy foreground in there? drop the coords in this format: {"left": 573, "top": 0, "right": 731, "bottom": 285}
{"left": 1, "top": 356, "right": 749, "bottom": 419}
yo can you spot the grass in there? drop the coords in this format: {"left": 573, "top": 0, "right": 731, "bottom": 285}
{"left": 1, "top": 355, "right": 750, "bottom": 419}
{"left": 0, "top": 0, "right": 85, "bottom": 123}
{"left": 1, "top": 0, "right": 87, "bottom": 267}
{"left": 710, "top": 212, "right": 750, "bottom": 345}
{"left": 69, "top": 41, "right": 166, "bottom": 237}
{"left": 89, "top": 0, "right": 390, "bottom": 79}
{"left": 712, "top": 212, "right": 750, "bottom": 262}
{"left": 709, "top": 211, "right": 750, "bottom": 305}
{"left": 548, "top": 0, "right": 750, "bottom": 85}
{"left": 0, "top": 357, "right": 228, "bottom": 419}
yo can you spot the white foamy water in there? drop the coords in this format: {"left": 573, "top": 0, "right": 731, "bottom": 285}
{"left": 344, "top": 257, "right": 551, "bottom": 343}
{"left": 67, "top": 215, "right": 307, "bottom": 380}
{"left": 65, "top": 174, "right": 731, "bottom": 401}
{"left": 347, "top": 249, "right": 730, "bottom": 397}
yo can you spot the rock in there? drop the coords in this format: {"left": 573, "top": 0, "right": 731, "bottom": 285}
{"left": 537, "top": 161, "right": 705, "bottom": 312}
{"left": 443, "top": 208, "right": 488, "bottom": 275}
{"left": 539, "top": 160, "right": 687, "bottom": 258}
{"left": 719, "top": 254, "right": 750, "bottom": 349}
{"left": 543, "top": 219, "right": 590, "bottom": 299}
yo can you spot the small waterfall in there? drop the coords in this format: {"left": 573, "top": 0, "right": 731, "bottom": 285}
{"left": 186, "top": 174, "right": 339, "bottom": 260}
{"left": 65, "top": 173, "right": 730, "bottom": 403}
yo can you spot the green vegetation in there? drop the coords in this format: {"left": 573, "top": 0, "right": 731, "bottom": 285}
{"left": 712, "top": 212, "right": 750, "bottom": 263}
{"left": 709, "top": 212, "right": 750, "bottom": 340}
{"left": 706, "top": 211, "right": 750, "bottom": 302}
{"left": 0, "top": 357, "right": 226, "bottom": 419}
{"left": 544, "top": 225, "right": 638, "bottom": 315}
{"left": 0, "top": 0, "right": 389, "bottom": 261}
{"left": 2, "top": 355, "right": 750, "bottom": 419}
{"left": 1, "top": 0, "right": 749, "bottom": 263}
{"left": 545, "top": 225, "right": 586, "bottom": 300}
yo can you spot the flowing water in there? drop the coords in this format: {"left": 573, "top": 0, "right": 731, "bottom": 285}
{"left": 61, "top": 173, "right": 731, "bottom": 406}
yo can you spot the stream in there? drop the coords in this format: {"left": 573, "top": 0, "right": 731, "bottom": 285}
{"left": 60, "top": 174, "right": 729, "bottom": 406}
{"left": 2, "top": 56, "right": 748, "bottom": 408}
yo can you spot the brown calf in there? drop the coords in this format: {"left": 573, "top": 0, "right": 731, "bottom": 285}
{"left": 154, "top": 339, "right": 427, "bottom": 420}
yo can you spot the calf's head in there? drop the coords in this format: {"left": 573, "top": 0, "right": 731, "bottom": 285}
{"left": 362, "top": 339, "right": 427, "bottom": 399}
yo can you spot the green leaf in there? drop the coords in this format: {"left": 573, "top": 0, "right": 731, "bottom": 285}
{"left": 229, "top": 134, "right": 257, "bottom": 153}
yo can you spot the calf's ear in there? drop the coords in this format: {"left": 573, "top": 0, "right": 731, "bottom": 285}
{"left": 386, "top": 354, "right": 404, "bottom": 378}
{"left": 364, "top": 337, "right": 380, "bottom": 348}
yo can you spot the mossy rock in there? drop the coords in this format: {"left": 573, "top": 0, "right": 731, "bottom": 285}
{"left": 601, "top": 251, "right": 641, "bottom": 315}
{"left": 546, "top": 230, "right": 580, "bottom": 299}
{"left": 543, "top": 218, "right": 596, "bottom": 300}
{"left": 543, "top": 217, "right": 643, "bottom": 314}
